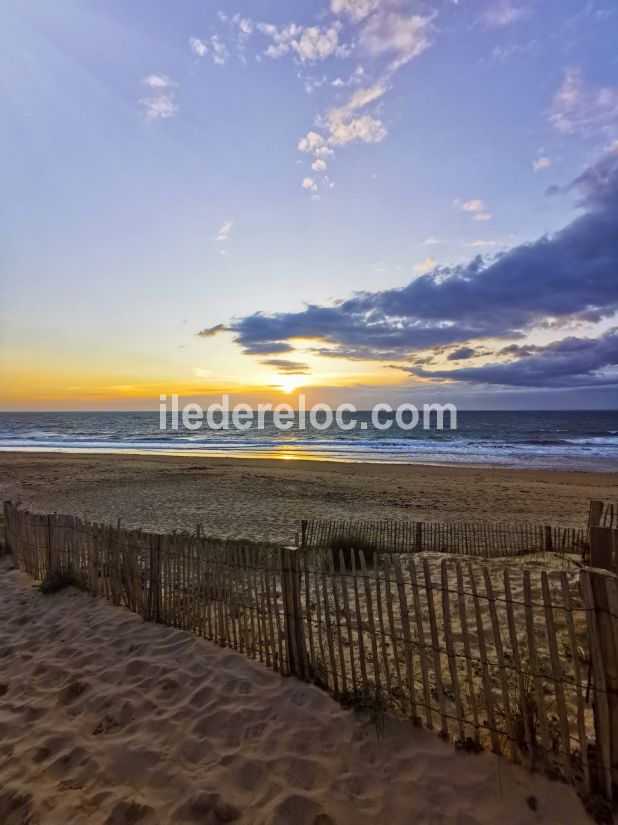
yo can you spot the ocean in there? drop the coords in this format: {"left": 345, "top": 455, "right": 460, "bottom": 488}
{"left": 0, "top": 410, "right": 617, "bottom": 471}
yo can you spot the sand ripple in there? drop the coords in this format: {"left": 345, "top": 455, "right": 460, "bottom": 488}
{"left": 0, "top": 556, "right": 592, "bottom": 824}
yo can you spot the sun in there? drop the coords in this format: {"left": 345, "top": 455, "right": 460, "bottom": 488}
{"left": 279, "top": 376, "right": 302, "bottom": 394}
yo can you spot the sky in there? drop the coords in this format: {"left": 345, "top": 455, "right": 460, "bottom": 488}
{"left": 1, "top": 0, "right": 617, "bottom": 410}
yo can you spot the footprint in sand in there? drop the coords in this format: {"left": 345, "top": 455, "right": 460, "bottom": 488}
{"left": 104, "top": 799, "right": 156, "bottom": 825}
{"left": 0, "top": 788, "right": 33, "bottom": 825}
{"left": 174, "top": 790, "right": 240, "bottom": 823}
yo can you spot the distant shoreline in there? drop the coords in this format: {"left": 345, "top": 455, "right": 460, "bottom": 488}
{"left": 1, "top": 444, "right": 618, "bottom": 473}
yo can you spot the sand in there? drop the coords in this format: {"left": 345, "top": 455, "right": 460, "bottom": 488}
{"left": 1, "top": 451, "right": 617, "bottom": 542}
{"left": 0, "top": 554, "right": 597, "bottom": 825}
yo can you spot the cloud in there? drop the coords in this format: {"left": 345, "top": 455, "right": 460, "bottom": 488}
{"left": 190, "top": 37, "right": 208, "bottom": 57}
{"left": 409, "top": 330, "right": 618, "bottom": 388}
{"left": 293, "top": 6, "right": 432, "bottom": 191}
{"left": 190, "top": 34, "right": 230, "bottom": 64}
{"left": 211, "top": 35, "right": 229, "bottom": 65}
{"left": 139, "top": 75, "right": 178, "bottom": 120}
{"left": 331, "top": 66, "right": 366, "bottom": 88}
{"left": 258, "top": 22, "right": 342, "bottom": 63}
{"left": 330, "top": 0, "right": 378, "bottom": 22}
{"left": 143, "top": 75, "right": 175, "bottom": 89}
{"left": 216, "top": 149, "right": 618, "bottom": 362}
{"left": 462, "top": 199, "right": 485, "bottom": 212}
{"left": 413, "top": 256, "right": 437, "bottom": 275}
{"left": 197, "top": 324, "right": 227, "bottom": 337}
{"left": 302, "top": 177, "right": 318, "bottom": 192}
{"left": 312, "top": 159, "right": 327, "bottom": 172}
{"left": 295, "top": 26, "right": 341, "bottom": 62}
{"left": 216, "top": 219, "right": 233, "bottom": 242}
{"left": 446, "top": 346, "right": 479, "bottom": 361}
{"left": 533, "top": 156, "right": 551, "bottom": 172}
{"left": 297, "top": 84, "right": 387, "bottom": 175}
{"left": 549, "top": 68, "right": 618, "bottom": 135}
{"left": 459, "top": 199, "right": 492, "bottom": 221}
{"left": 326, "top": 84, "right": 387, "bottom": 145}
{"left": 359, "top": 11, "right": 433, "bottom": 71}
{"left": 298, "top": 131, "right": 333, "bottom": 157}
{"left": 465, "top": 239, "right": 501, "bottom": 248}
{"left": 261, "top": 359, "right": 310, "bottom": 374}
{"left": 483, "top": 1, "right": 530, "bottom": 27}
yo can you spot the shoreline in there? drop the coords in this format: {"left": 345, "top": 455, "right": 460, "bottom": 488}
{"left": 1, "top": 445, "right": 618, "bottom": 473}
{"left": 2, "top": 450, "right": 617, "bottom": 542}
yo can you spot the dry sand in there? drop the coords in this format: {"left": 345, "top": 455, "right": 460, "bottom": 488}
{"left": 0, "top": 554, "right": 596, "bottom": 825}
{"left": 1, "top": 451, "right": 617, "bottom": 542}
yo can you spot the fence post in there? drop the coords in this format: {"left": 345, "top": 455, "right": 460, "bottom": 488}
{"left": 281, "top": 547, "right": 308, "bottom": 679}
{"left": 3, "top": 501, "right": 10, "bottom": 555}
{"left": 590, "top": 527, "right": 614, "bottom": 572}
{"left": 582, "top": 567, "right": 618, "bottom": 798}
{"left": 46, "top": 514, "right": 53, "bottom": 578}
{"left": 146, "top": 534, "right": 162, "bottom": 622}
{"left": 543, "top": 525, "right": 553, "bottom": 552}
{"left": 415, "top": 521, "right": 423, "bottom": 553}
{"left": 300, "top": 520, "right": 307, "bottom": 548}
{"left": 589, "top": 500, "right": 605, "bottom": 531}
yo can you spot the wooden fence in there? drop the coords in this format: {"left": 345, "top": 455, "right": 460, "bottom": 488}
{"left": 4, "top": 501, "right": 618, "bottom": 802}
{"left": 300, "top": 518, "right": 586, "bottom": 558}
{"left": 590, "top": 500, "right": 618, "bottom": 530}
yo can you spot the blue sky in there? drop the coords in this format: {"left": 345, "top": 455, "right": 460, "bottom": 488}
{"left": 1, "top": 0, "right": 617, "bottom": 409}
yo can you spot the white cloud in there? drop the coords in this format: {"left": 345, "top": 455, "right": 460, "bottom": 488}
{"left": 413, "top": 256, "right": 437, "bottom": 275}
{"left": 190, "top": 37, "right": 208, "bottom": 57}
{"left": 301, "top": 176, "right": 318, "bottom": 191}
{"left": 190, "top": 34, "right": 230, "bottom": 65}
{"left": 216, "top": 219, "right": 233, "bottom": 242}
{"left": 211, "top": 35, "right": 229, "bottom": 65}
{"left": 326, "top": 85, "right": 387, "bottom": 146}
{"left": 422, "top": 235, "right": 442, "bottom": 246}
{"left": 457, "top": 199, "right": 492, "bottom": 221}
{"left": 330, "top": 0, "right": 378, "bottom": 22}
{"left": 465, "top": 239, "right": 501, "bottom": 248}
{"left": 298, "top": 131, "right": 334, "bottom": 157}
{"left": 232, "top": 14, "right": 253, "bottom": 37}
{"left": 462, "top": 199, "right": 486, "bottom": 212}
{"left": 295, "top": 25, "right": 341, "bottom": 62}
{"left": 312, "top": 159, "right": 327, "bottom": 172}
{"left": 359, "top": 12, "right": 433, "bottom": 71}
{"left": 328, "top": 113, "right": 386, "bottom": 145}
{"left": 549, "top": 68, "right": 618, "bottom": 135}
{"left": 140, "top": 75, "right": 178, "bottom": 120}
{"left": 533, "top": 156, "right": 551, "bottom": 172}
{"left": 483, "top": 1, "right": 530, "bottom": 27}
{"left": 258, "top": 22, "right": 342, "bottom": 63}
{"left": 143, "top": 74, "right": 175, "bottom": 89}
{"left": 331, "top": 66, "right": 366, "bottom": 88}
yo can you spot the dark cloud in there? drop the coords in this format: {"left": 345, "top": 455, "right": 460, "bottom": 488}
{"left": 260, "top": 359, "right": 310, "bottom": 374}
{"left": 222, "top": 148, "right": 618, "bottom": 359}
{"left": 197, "top": 324, "right": 228, "bottom": 337}
{"left": 447, "top": 346, "right": 478, "bottom": 361}
{"left": 407, "top": 329, "right": 618, "bottom": 388}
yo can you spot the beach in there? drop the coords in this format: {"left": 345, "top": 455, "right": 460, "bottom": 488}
{"left": 1, "top": 451, "right": 616, "bottom": 541}
{"left": 0, "top": 553, "right": 597, "bottom": 825}
{"left": 2, "top": 450, "right": 618, "bottom": 823}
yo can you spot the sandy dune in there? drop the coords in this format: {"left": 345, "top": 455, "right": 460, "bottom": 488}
{"left": 1, "top": 451, "right": 616, "bottom": 542}
{"left": 0, "top": 554, "right": 596, "bottom": 825}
